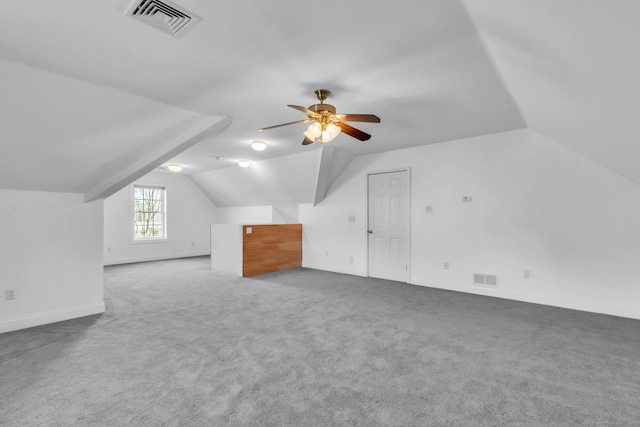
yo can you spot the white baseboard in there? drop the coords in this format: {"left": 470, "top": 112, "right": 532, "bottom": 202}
{"left": 301, "top": 262, "right": 367, "bottom": 277}
{"left": 104, "top": 251, "right": 210, "bottom": 266}
{"left": 412, "top": 278, "right": 640, "bottom": 320}
{"left": 0, "top": 302, "right": 106, "bottom": 334}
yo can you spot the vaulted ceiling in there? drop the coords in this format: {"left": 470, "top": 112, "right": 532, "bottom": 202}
{"left": 1, "top": 1, "right": 639, "bottom": 205}
{"left": 464, "top": 0, "right": 640, "bottom": 184}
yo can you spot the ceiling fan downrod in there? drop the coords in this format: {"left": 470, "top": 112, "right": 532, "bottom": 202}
{"left": 313, "top": 89, "right": 331, "bottom": 103}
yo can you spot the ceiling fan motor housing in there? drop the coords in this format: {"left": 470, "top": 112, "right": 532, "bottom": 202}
{"left": 308, "top": 103, "right": 336, "bottom": 115}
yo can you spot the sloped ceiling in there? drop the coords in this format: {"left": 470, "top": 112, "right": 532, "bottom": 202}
{"left": 1, "top": 1, "right": 638, "bottom": 205}
{"left": 190, "top": 150, "right": 321, "bottom": 207}
{"left": 461, "top": 0, "right": 640, "bottom": 184}
{"left": 0, "top": 0, "right": 524, "bottom": 200}
{"left": 0, "top": 58, "right": 228, "bottom": 198}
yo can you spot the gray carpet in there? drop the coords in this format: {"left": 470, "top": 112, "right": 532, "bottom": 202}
{"left": 1, "top": 256, "right": 639, "bottom": 426}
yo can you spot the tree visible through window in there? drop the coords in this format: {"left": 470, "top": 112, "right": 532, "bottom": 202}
{"left": 133, "top": 185, "right": 166, "bottom": 240}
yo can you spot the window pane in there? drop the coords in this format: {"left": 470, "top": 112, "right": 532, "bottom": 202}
{"left": 132, "top": 186, "right": 166, "bottom": 240}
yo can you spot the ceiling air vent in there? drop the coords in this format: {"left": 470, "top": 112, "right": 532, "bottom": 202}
{"left": 126, "top": 0, "right": 200, "bottom": 38}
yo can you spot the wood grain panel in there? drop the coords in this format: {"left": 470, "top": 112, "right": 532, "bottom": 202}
{"left": 242, "top": 224, "right": 302, "bottom": 277}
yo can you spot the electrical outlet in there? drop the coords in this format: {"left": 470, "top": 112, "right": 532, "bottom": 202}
{"left": 348, "top": 216, "right": 356, "bottom": 223}
{"left": 425, "top": 206, "right": 433, "bottom": 213}
{"left": 325, "top": 251, "right": 328, "bottom": 256}
{"left": 349, "top": 256, "right": 354, "bottom": 264}
{"left": 444, "top": 262, "right": 449, "bottom": 270}
{"left": 462, "top": 196, "right": 472, "bottom": 202}
{"left": 191, "top": 241, "right": 195, "bottom": 246}
{"left": 5, "top": 289, "right": 15, "bottom": 300}
{"left": 524, "top": 270, "right": 531, "bottom": 279}
{"left": 107, "top": 247, "right": 111, "bottom": 253}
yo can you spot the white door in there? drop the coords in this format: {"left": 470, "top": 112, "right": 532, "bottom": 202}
{"left": 367, "top": 170, "right": 409, "bottom": 282}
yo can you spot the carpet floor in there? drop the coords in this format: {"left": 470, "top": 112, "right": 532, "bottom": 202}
{"left": 1, "top": 256, "right": 639, "bottom": 426}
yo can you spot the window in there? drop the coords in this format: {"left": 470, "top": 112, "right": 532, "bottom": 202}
{"left": 133, "top": 185, "right": 166, "bottom": 240}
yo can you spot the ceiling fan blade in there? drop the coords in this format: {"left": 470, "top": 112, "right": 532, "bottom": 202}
{"left": 338, "top": 122, "right": 371, "bottom": 141}
{"left": 288, "top": 105, "right": 317, "bottom": 116}
{"left": 335, "top": 114, "right": 381, "bottom": 123}
{"left": 258, "top": 119, "right": 311, "bottom": 131}
{"left": 302, "top": 136, "right": 314, "bottom": 145}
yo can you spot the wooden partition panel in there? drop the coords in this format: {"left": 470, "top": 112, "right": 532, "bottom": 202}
{"left": 242, "top": 224, "right": 302, "bottom": 277}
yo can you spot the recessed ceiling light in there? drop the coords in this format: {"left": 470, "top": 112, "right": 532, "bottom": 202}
{"left": 251, "top": 141, "right": 267, "bottom": 151}
{"left": 238, "top": 160, "right": 251, "bottom": 168}
{"left": 167, "top": 164, "right": 182, "bottom": 172}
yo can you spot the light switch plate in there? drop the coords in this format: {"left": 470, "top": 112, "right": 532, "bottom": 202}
{"left": 246, "top": 227, "right": 252, "bottom": 234}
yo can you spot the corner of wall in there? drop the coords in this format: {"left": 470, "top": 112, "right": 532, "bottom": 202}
{"left": 0, "top": 190, "right": 105, "bottom": 333}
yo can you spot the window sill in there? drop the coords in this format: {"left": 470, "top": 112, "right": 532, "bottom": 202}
{"left": 130, "top": 239, "right": 171, "bottom": 245}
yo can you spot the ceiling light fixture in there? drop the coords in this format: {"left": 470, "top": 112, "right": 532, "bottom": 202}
{"left": 251, "top": 141, "right": 267, "bottom": 151}
{"left": 238, "top": 160, "right": 251, "bottom": 168}
{"left": 304, "top": 120, "right": 340, "bottom": 144}
{"left": 258, "top": 89, "right": 379, "bottom": 146}
{"left": 322, "top": 123, "right": 341, "bottom": 142}
{"left": 303, "top": 122, "right": 322, "bottom": 140}
{"left": 167, "top": 164, "right": 182, "bottom": 172}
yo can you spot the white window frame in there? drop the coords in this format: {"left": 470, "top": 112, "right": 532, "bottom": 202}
{"left": 130, "top": 184, "right": 168, "bottom": 243}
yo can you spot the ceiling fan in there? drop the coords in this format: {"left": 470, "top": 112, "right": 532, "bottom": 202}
{"left": 258, "top": 89, "right": 381, "bottom": 145}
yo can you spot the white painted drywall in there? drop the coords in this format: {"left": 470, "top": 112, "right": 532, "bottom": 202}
{"left": 215, "top": 204, "right": 301, "bottom": 224}
{"left": 272, "top": 204, "right": 299, "bottom": 224}
{"left": 461, "top": 0, "right": 640, "bottom": 185}
{"left": 189, "top": 150, "right": 321, "bottom": 207}
{"left": 103, "top": 172, "right": 218, "bottom": 265}
{"left": 216, "top": 206, "right": 273, "bottom": 224}
{"left": 0, "top": 190, "right": 104, "bottom": 333}
{"left": 210, "top": 224, "right": 242, "bottom": 276}
{"left": 300, "top": 128, "right": 640, "bottom": 319}
{"left": 0, "top": 58, "right": 227, "bottom": 198}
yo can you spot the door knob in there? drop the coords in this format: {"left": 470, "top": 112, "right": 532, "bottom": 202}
{"left": 368, "top": 230, "right": 373, "bottom": 234}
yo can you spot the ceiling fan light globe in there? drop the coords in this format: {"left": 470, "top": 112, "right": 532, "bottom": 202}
{"left": 321, "top": 124, "right": 341, "bottom": 142}
{"left": 328, "top": 123, "right": 341, "bottom": 140}
{"left": 303, "top": 130, "right": 316, "bottom": 142}
{"left": 307, "top": 122, "right": 322, "bottom": 138}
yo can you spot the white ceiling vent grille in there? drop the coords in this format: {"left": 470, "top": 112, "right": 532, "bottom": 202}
{"left": 126, "top": 0, "right": 200, "bottom": 37}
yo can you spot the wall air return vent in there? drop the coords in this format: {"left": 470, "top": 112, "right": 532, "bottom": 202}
{"left": 474, "top": 274, "right": 499, "bottom": 288}
{"left": 126, "top": 0, "right": 200, "bottom": 38}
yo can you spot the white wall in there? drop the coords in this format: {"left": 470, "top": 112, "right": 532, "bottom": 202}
{"left": 216, "top": 206, "right": 273, "bottom": 225}
{"left": 272, "top": 204, "right": 299, "bottom": 224}
{"left": 300, "top": 129, "right": 640, "bottom": 319}
{"left": 210, "top": 224, "right": 242, "bottom": 276}
{"left": 0, "top": 190, "right": 104, "bottom": 333}
{"left": 103, "top": 172, "right": 217, "bottom": 265}
{"left": 215, "top": 204, "right": 300, "bottom": 225}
